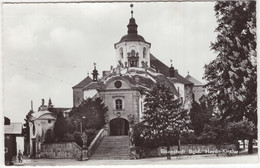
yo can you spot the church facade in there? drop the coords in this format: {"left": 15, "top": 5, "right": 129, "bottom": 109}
{"left": 72, "top": 6, "right": 198, "bottom": 136}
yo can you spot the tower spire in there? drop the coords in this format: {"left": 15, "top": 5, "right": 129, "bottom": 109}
{"left": 169, "top": 59, "right": 175, "bottom": 78}
{"left": 127, "top": 4, "right": 138, "bottom": 34}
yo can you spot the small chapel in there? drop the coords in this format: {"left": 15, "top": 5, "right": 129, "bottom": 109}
{"left": 72, "top": 5, "right": 204, "bottom": 136}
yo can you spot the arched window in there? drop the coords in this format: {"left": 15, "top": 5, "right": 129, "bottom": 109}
{"left": 131, "top": 50, "right": 135, "bottom": 57}
{"left": 143, "top": 47, "right": 146, "bottom": 58}
{"left": 115, "top": 99, "right": 123, "bottom": 110}
{"left": 120, "top": 48, "right": 123, "bottom": 58}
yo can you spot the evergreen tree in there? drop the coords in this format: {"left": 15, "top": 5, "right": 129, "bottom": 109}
{"left": 204, "top": 1, "right": 256, "bottom": 153}
{"left": 53, "top": 112, "right": 67, "bottom": 141}
{"left": 22, "top": 109, "right": 34, "bottom": 155}
{"left": 140, "top": 82, "right": 190, "bottom": 159}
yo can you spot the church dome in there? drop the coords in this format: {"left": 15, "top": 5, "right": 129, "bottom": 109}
{"left": 119, "top": 33, "right": 146, "bottom": 43}
{"left": 115, "top": 5, "right": 150, "bottom": 45}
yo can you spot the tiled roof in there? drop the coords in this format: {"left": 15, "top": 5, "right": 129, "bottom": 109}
{"left": 168, "top": 73, "right": 194, "bottom": 85}
{"left": 117, "top": 34, "right": 149, "bottom": 44}
{"left": 4, "top": 123, "right": 23, "bottom": 135}
{"left": 72, "top": 76, "right": 92, "bottom": 89}
{"left": 150, "top": 54, "right": 193, "bottom": 85}
{"left": 82, "top": 82, "right": 99, "bottom": 91}
{"left": 185, "top": 74, "right": 204, "bottom": 86}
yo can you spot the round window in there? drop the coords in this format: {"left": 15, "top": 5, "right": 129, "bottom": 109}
{"left": 114, "top": 81, "right": 122, "bottom": 88}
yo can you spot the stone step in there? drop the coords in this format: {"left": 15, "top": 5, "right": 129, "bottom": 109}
{"left": 91, "top": 157, "right": 129, "bottom": 160}
{"left": 91, "top": 135, "right": 130, "bottom": 160}
{"left": 94, "top": 149, "right": 129, "bottom": 152}
{"left": 92, "top": 154, "right": 130, "bottom": 157}
{"left": 93, "top": 150, "right": 129, "bottom": 154}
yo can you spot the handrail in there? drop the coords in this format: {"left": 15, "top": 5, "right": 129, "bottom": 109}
{"left": 87, "top": 128, "right": 105, "bottom": 157}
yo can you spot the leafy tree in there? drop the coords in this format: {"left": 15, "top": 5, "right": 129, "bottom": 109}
{"left": 69, "top": 97, "right": 108, "bottom": 131}
{"left": 204, "top": 1, "right": 256, "bottom": 153}
{"left": 132, "top": 122, "right": 146, "bottom": 147}
{"left": 199, "top": 116, "right": 232, "bottom": 146}
{"left": 189, "top": 101, "right": 212, "bottom": 136}
{"left": 199, "top": 117, "right": 257, "bottom": 155}
{"left": 227, "top": 118, "right": 257, "bottom": 142}
{"left": 227, "top": 118, "right": 257, "bottom": 153}
{"left": 136, "top": 82, "right": 191, "bottom": 159}
{"left": 53, "top": 112, "right": 67, "bottom": 141}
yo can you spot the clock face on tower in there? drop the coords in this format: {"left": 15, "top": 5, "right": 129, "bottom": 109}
{"left": 114, "top": 81, "right": 122, "bottom": 88}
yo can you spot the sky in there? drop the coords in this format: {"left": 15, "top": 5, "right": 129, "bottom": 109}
{"left": 2, "top": 2, "right": 218, "bottom": 123}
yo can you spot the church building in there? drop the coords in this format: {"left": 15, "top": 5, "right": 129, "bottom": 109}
{"left": 72, "top": 5, "right": 195, "bottom": 136}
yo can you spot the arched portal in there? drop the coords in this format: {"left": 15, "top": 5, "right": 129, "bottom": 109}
{"left": 110, "top": 118, "right": 129, "bottom": 136}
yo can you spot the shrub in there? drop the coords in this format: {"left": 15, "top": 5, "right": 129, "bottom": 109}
{"left": 44, "top": 129, "right": 55, "bottom": 143}
{"left": 73, "top": 131, "right": 83, "bottom": 147}
{"left": 85, "top": 129, "right": 98, "bottom": 147}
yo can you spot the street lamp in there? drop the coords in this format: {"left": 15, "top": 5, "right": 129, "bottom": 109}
{"left": 80, "top": 116, "right": 86, "bottom": 133}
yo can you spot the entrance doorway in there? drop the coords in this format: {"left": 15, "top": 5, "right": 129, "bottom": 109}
{"left": 110, "top": 118, "right": 129, "bottom": 136}
{"left": 32, "top": 139, "right": 36, "bottom": 157}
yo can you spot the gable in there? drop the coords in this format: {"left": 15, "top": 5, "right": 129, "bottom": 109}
{"left": 72, "top": 76, "right": 92, "bottom": 89}
{"left": 104, "top": 77, "right": 134, "bottom": 90}
{"left": 102, "top": 76, "right": 135, "bottom": 90}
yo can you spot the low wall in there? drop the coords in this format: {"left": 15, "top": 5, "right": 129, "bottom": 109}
{"left": 41, "top": 142, "right": 82, "bottom": 159}
{"left": 139, "top": 143, "right": 238, "bottom": 158}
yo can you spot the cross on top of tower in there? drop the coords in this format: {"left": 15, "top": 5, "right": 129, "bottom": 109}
{"left": 130, "top": 4, "right": 134, "bottom": 18}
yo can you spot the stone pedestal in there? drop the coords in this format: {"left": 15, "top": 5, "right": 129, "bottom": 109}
{"left": 82, "top": 150, "right": 89, "bottom": 161}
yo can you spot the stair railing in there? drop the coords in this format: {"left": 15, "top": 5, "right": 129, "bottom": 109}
{"left": 87, "top": 128, "right": 105, "bottom": 158}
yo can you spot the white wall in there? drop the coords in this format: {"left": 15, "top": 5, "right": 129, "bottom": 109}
{"left": 115, "top": 41, "right": 151, "bottom": 67}
{"left": 83, "top": 89, "right": 98, "bottom": 99}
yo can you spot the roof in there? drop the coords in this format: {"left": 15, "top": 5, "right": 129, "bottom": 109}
{"left": 31, "top": 110, "right": 54, "bottom": 120}
{"left": 5, "top": 123, "right": 23, "bottom": 135}
{"left": 101, "top": 67, "right": 178, "bottom": 96}
{"left": 118, "top": 34, "right": 148, "bottom": 44}
{"left": 185, "top": 74, "right": 204, "bottom": 86}
{"left": 168, "top": 73, "right": 194, "bottom": 85}
{"left": 150, "top": 54, "right": 193, "bottom": 85}
{"left": 72, "top": 76, "right": 92, "bottom": 89}
{"left": 82, "top": 82, "right": 99, "bottom": 91}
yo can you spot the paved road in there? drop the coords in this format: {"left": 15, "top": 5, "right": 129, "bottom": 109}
{"left": 16, "top": 154, "right": 259, "bottom": 166}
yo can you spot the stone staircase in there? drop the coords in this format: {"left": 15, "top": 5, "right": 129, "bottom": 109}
{"left": 91, "top": 136, "right": 130, "bottom": 160}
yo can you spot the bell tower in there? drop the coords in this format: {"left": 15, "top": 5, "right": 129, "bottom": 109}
{"left": 114, "top": 4, "right": 151, "bottom": 68}
{"left": 92, "top": 63, "right": 99, "bottom": 81}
